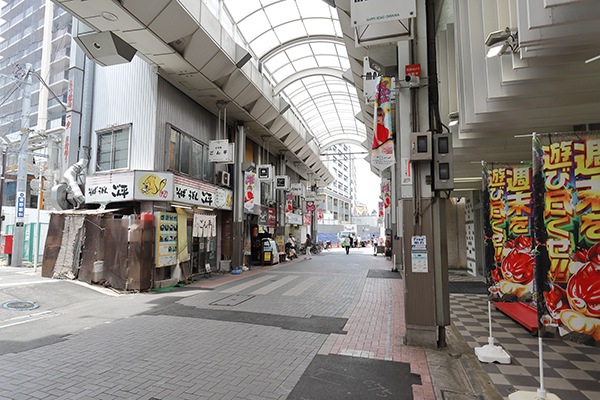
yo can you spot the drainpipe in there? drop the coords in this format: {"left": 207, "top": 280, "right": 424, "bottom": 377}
{"left": 63, "top": 56, "right": 94, "bottom": 207}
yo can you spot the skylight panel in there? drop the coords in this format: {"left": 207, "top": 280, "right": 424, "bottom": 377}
{"left": 264, "top": 52, "right": 290, "bottom": 73}
{"left": 250, "top": 30, "right": 280, "bottom": 58}
{"left": 310, "top": 42, "right": 337, "bottom": 55}
{"left": 297, "top": 0, "right": 332, "bottom": 19}
{"left": 315, "top": 55, "right": 341, "bottom": 68}
{"left": 274, "top": 20, "right": 306, "bottom": 43}
{"left": 291, "top": 56, "right": 319, "bottom": 71}
{"left": 286, "top": 43, "right": 313, "bottom": 61}
{"left": 264, "top": 2, "right": 300, "bottom": 25}
{"left": 238, "top": 11, "right": 270, "bottom": 42}
{"left": 304, "top": 19, "right": 336, "bottom": 36}
{"left": 224, "top": 0, "right": 262, "bottom": 22}
{"left": 271, "top": 63, "right": 296, "bottom": 83}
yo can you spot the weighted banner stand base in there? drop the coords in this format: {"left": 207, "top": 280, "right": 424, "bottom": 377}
{"left": 474, "top": 338, "right": 511, "bottom": 364}
{"left": 475, "top": 301, "right": 511, "bottom": 364}
{"left": 508, "top": 390, "right": 560, "bottom": 400}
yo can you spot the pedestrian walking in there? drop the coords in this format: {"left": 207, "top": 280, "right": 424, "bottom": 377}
{"left": 345, "top": 236, "right": 351, "bottom": 255}
{"left": 304, "top": 234, "right": 313, "bottom": 260}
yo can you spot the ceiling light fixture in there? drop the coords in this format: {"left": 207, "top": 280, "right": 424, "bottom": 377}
{"left": 485, "top": 28, "right": 518, "bottom": 58}
{"left": 484, "top": 27, "right": 511, "bottom": 46}
{"left": 448, "top": 111, "right": 459, "bottom": 127}
{"left": 101, "top": 11, "right": 118, "bottom": 22}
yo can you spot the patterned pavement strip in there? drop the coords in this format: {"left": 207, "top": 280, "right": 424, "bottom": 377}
{"left": 329, "top": 255, "right": 435, "bottom": 400}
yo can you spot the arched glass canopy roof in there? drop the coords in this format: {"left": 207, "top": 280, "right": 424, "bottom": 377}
{"left": 222, "top": 0, "right": 366, "bottom": 151}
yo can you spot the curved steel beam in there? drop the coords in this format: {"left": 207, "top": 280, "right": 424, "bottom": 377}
{"left": 260, "top": 35, "right": 344, "bottom": 62}
{"left": 274, "top": 67, "right": 344, "bottom": 95}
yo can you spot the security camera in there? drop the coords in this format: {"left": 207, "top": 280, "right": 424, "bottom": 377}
{"left": 405, "top": 75, "right": 420, "bottom": 87}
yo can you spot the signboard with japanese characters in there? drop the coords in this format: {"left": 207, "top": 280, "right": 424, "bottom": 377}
{"left": 305, "top": 191, "right": 316, "bottom": 201}
{"left": 215, "top": 187, "right": 233, "bottom": 210}
{"left": 275, "top": 175, "right": 290, "bottom": 190}
{"left": 156, "top": 211, "right": 177, "bottom": 268}
{"left": 291, "top": 183, "right": 305, "bottom": 196}
{"left": 173, "top": 174, "right": 216, "bottom": 208}
{"left": 303, "top": 214, "right": 311, "bottom": 226}
{"left": 286, "top": 213, "right": 302, "bottom": 225}
{"left": 86, "top": 172, "right": 136, "bottom": 203}
{"left": 483, "top": 162, "right": 533, "bottom": 303}
{"left": 208, "top": 140, "right": 234, "bottom": 163}
{"left": 533, "top": 132, "right": 600, "bottom": 342}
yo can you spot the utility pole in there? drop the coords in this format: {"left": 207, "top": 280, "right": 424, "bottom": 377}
{"left": 12, "top": 63, "right": 33, "bottom": 267}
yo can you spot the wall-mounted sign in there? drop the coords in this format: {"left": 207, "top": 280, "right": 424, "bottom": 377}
{"left": 405, "top": 64, "right": 421, "bottom": 77}
{"left": 351, "top": 0, "right": 416, "bottom": 27}
{"left": 305, "top": 191, "right": 316, "bottom": 201}
{"left": 291, "top": 183, "right": 305, "bottom": 196}
{"left": 306, "top": 201, "right": 316, "bottom": 212}
{"left": 257, "top": 164, "right": 274, "bottom": 181}
{"left": 286, "top": 212, "right": 302, "bottom": 225}
{"left": 173, "top": 174, "right": 215, "bottom": 208}
{"left": 215, "top": 187, "right": 233, "bottom": 210}
{"left": 275, "top": 175, "right": 290, "bottom": 190}
{"left": 86, "top": 172, "right": 136, "bottom": 203}
{"left": 411, "top": 236, "right": 428, "bottom": 273}
{"left": 208, "top": 140, "right": 234, "bottom": 163}
{"left": 135, "top": 171, "right": 174, "bottom": 201}
{"left": 303, "top": 214, "right": 311, "bottom": 226}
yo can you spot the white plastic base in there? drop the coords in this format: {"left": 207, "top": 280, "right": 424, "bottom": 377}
{"left": 474, "top": 343, "right": 511, "bottom": 364}
{"left": 508, "top": 390, "right": 560, "bottom": 400}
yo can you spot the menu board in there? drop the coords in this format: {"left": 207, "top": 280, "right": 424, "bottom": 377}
{"left": 156, "top": 212, "right": 178, "bottom": 268}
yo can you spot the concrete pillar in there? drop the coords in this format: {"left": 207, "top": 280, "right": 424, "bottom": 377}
{"left": 232, "top": 125, "right": 246, "bottom": 269}
{"left": 276, "top": 153, "right": 286, "bottom": 237}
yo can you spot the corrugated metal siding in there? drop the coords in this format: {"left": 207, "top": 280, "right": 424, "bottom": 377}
{"left": 90, "top": 56, "right": 158, "bottom": 173}
{"left": 155, "top": 77, "right": 218, "bottom": 171}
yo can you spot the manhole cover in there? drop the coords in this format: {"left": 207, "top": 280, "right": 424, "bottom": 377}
{"left": 210, "top": 295, "right": 254, "bottom": 306}
{"left": 3, "top": 301, "right": 39, "bottom": 311}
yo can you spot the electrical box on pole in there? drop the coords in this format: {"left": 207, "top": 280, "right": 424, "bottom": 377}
{"left": 433, "top": 133, "right": 454, "bottom": 191}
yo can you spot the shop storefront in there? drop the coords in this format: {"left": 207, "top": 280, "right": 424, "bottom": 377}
{"left": 85, "top": 170, "right": 233, "bottom": 281}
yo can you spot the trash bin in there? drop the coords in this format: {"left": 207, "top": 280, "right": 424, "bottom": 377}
{"left": 1, "top": 234, "right": 13, "bottom": 264}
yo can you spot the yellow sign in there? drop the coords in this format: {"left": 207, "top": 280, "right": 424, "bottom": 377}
{"left": 138, "top": 173, "right": 167, "bottom": 197}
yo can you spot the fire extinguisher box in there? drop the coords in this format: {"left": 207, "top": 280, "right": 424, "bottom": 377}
{"left": 1, "top": 234, "right": 13, "bottom": 254}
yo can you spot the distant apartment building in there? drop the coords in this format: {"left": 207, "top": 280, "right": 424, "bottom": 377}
{"left": 0, "top": 0, "right": 71, "bottom": 134}
{"left": 318, "top": 143, "right": 356, "bottom": 224}
{"left": 0, "top": 0, "right": 72, "bottom": 207}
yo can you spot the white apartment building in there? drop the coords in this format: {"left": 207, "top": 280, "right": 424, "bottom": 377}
{"left": 318, "top": 143, "right": 356, "bottom": 224}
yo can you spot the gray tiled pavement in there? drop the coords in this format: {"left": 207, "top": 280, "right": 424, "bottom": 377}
{"left": 0, "top": 315, "right": 326, "bottom": 400}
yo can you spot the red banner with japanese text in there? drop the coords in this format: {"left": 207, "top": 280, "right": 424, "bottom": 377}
{"left": 483, "top": 162, "right": 534, "bottom": 302}
{"left": 534, "top": 132, "right": 600, "bottom": 341}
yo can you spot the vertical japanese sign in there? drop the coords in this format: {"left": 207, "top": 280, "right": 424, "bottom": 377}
{"left": 483, "top": 163, "right": 534, "bottom": 302}
{"left": 535, "top": 133, "right": 600, "bottom": 342}
{"left": 378, "top": 201, "right": 384, "bottom": 218}
{"left": 285, "top": 193, "right": 293, "bottom": 213}
{"left": 381, "top": 181, "right": 390, "bottom": 209}
{"left": 371, "top": 76, "right": 395, "bottom": 171}
{"left": 244, "top": 171, "right": 256, "bottom": 211}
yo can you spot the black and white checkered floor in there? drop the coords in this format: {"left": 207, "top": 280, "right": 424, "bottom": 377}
{"left": 450, "top": 272, "right": 600, "bottom": 400}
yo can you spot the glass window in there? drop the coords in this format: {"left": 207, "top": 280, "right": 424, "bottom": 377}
{"left": 192, "top": 141, "right": 203, "bottom": 179}
{"left": 327, "top": 196, "right": 332, "bottom": 211}
{"left": 169, "top": 128, "right": 180, "bottom": 170}
{"left": 203, "top": 145, "right": 214, "bottom": 182}
{"left": 97, "top": 126, "right": 130, "bottom": 171}
{"left": 180, "top": 135, "right": 191, "bottom": 175}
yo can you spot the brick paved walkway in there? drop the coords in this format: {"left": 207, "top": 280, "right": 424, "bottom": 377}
{"left": 329, "top": 256, "right": 435, "bottom": 400}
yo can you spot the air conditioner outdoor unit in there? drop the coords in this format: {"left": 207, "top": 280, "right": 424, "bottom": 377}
{"left": 217, "top": 171, "right": 230, "bottom": 186}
